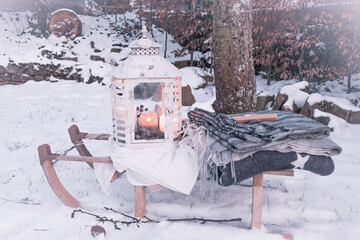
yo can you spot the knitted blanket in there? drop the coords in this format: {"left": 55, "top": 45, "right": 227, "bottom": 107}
{"left": 182, "top": 108, "right": 342, "bottom": 185}
{"left": 212, "top": 151, "right": 335, "bottom": 186}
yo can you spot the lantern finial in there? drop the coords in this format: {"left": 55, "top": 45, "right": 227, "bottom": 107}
{"left": 141, "top": 26, "right": 148, "bottom": 38}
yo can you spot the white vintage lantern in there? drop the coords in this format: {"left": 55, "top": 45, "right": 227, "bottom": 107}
{"left": 111, "top": 27, "right": 183, "bottom": 147}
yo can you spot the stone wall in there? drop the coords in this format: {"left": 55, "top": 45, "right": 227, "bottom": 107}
{"left": 0, "top": 62, "right": 103, "bottom": 86}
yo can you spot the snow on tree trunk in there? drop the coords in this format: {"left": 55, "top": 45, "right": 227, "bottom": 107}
{"left": 213, "top": 0, "right": 256, "bottom": 114}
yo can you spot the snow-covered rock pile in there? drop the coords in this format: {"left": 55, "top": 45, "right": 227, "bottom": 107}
{"left": 256, "top": 76, "right": 360, "bottom": 125}
{"left": 0, "top": 11, "right": 190, "bottom": 86}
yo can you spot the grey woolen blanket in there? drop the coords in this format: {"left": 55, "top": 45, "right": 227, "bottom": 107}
{"left": 187, "top": 108, "right": 333, "bottom": 154}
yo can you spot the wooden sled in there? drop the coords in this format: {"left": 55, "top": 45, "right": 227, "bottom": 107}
{"left": 38, "top": 125, "right": 146, "bottom": 216}
{"left": 38, "top": 124, "right": 293, "bottom": 238}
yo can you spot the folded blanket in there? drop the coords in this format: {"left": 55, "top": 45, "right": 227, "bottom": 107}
{"left": 182, "top": 108, "right": 342, "bottom": 185}
{"left": 212, "top": 151, "right": 335, "bottom": 186}
{"left": 188, "top": 108, "right": 331, "bottom": 154}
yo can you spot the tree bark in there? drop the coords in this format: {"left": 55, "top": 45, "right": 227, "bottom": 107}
{"left": 164, "top": 31, "right": 168, "bottom": 58}
{"left": 213, "top": 0, "right": 256, "bottom": 114}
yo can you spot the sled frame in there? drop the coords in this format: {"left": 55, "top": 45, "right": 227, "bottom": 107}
{"left": 39, "top": 124, "right": 292, "bottom": 238}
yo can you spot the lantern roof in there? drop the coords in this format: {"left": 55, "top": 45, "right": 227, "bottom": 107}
{"left": 129, "top": 26, "right": 161, "bottom": 51}
{"left": 118, "top": 26, "right": 183, "bottom": 79}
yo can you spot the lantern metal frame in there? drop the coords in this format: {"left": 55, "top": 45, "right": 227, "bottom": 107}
{"left": 111, "top": 28, "right": 183, "bottom": 148}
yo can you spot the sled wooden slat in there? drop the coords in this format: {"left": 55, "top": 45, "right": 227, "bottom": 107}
{"left": 264, "top": 169, "right": 294, "bottom": 176}
{"left": 68, "top": 125, "right": 94, "bottom": 168}
{"left": 251, "top": 170, "right": 294, "bottom": 239}
{"left": 56, "top": 155, "right": 112, "bottom": 164}
{"left": 251, "top": 173, "right": 264, "bottom": 229}
{"left": 135, "top": 186, "right": 146, "bottom": 218}
{"left": 85, "top": 133, "right": 111, "bottom": 140}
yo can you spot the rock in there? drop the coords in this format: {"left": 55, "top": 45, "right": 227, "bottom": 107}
{"left": 6, "top": 63, "right": 23, "bottom": 75}
{"left": 314, "top": 116, "right": 330, "bottom": 126}
{"left": 90, "top": 41, "right": 95, "bottom": 48}
{"left": 301, "top": 84, "right": 311, "bottom": 94}
{"left": 0, "top": 65, "right": 7, "bottom": 74}
{"left": 299, "top": 101, "right": 314, "bottom": 118}
{"left": 61, "top": 57, "right": 78, "bottom": 62}
{"left": 348, "top": 111, "right": 360, "bottom": 124}
{"left": 272, "top": 93, "right": 288, "bottom": 110}
{"left": 256, "top": 95, "right": 274, "bottom": 111}
{"left": 109, "top": 60, "right": 119, "bottom": 67}
{"left": 273, "top": 82, "right": 309, "bottom": 113}
{"left": 182, "top": 85, "right": 195, "bottom": 106}
{"left": 111, "top": 48, "right": 122, "bottom": 53}
{"left": 33, "top": 75, "right": 45, "bottom": 81}
{"left": 316, "top": 101, "right": 352, "bottom": 121}
{"left": 90, "top": 225, "right": 106, "bottom": 238}
{"left": 300, "top": 95, "right": 353, "bottom": 122}
{"left": 53, "top": 67, "right": 74, "bottom": 79}
{"left": 41, "top": 50, "right": 54, "bottom": 59}
{"left": 36, "top": 64, "right": 54, "bottom": 77}
{"left": 48, "top": 10, "right": 82, "bottom": 40}
{"left": 174, "top": 61, "right": 189, "bottom": 69}
{"left": 11, "top": 74, "right": 25, "bottom": 83}
{"left": 283, "top": 102, "right": 299, "bottom": 113}
{"left": 86, "top": 75, "right": 103, "bottom": 84}
{"left": 90, "top": 55, "right": 105, "bottom": 62}
{"left": 0, "top": 73, "right": 12, "bottom": 85}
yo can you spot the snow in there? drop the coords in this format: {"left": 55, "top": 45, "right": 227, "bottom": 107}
{"left": 256, "top": 76, "right": 298, "bottom": 97}
{"left": 1, "top": 79, "right": 360, "bottom": 240}
{"left": 0, "top": 11, "right": 201, "bottom": 83}
{"left": 317, "top": 73, "right": 360, "bottom": 108}
{"left": 181, "top": 67, "right": 208, "bottom": 88}
{"left": 308, "top": 93, "right": 360, "bottom": 112}
{"left": 280, "top": 81, "right": 309, "bottom": 110}
{"left": 314, "top": 109, "right": 349, "bottom": 134}
{"left": 1, "top": 9, "right": 360, "bottom": 240}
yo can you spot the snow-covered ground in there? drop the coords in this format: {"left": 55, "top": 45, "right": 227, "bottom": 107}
{"left": 1, "top": 9, "right": 360, "bottom": 240}
{"left": 0, "top": 79, "right": 359, "bottom": 240}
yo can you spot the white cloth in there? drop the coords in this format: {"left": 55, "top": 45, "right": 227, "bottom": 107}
{"left": 93, "top": 162, "right": 118, "bottom": 196}
{"left": 111, "top": 144, "right": 199, "bottom": 195}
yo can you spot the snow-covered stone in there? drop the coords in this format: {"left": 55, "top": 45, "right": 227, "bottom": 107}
{"left": 300, "top": 93, "right": 360, "bottom": 124}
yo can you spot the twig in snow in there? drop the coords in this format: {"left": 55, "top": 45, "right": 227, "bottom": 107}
{"left": 71, "top": 208, "right": 242, "bottom": 230}
{"left": 166, "top": 217, "right": 242, "bottom": 224}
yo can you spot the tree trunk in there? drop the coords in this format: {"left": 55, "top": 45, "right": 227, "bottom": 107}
{"left": 347, "top": 72, "right": 352, "bottom": 94}
{"left": 190, "top": 52, "right": 194, "bottom": 67}
{"left": 267, "top": 64, "right": 271, "bottom": 86}
{"left": 347, "top": 5, "right": 359, "bottom": 93}
{"left": 104, "top": 0, "right": 108, "bottom": 16}
{"left": 164, "top": 31, "right": 168, "bottom": 58}
{"left": 213, "top": 0, "right": 256, "bottom": 114}
{"left": 298, "top": 15, "right": 309, "bottom": 82}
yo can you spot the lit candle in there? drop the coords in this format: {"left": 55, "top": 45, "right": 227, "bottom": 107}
{"left": 155, "top": 106, "right": 164, "bottom": 116}
{"left": 139, "top": 111, "right": 158, "bottom": 128}
{"left": 159, "top": 114, "right": 165, "bottom": 133}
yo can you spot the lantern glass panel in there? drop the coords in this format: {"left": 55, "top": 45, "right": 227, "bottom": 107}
{"left": 134, "top": 82, "right": 165, "bottom": 140}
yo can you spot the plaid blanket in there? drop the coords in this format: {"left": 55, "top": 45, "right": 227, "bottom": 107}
{"left": 188, "top": 108, "right": 331, "bottom": 154}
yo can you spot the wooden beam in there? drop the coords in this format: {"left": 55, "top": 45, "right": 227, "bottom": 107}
{"left": 135, "top": 186, "right": 146, "bottom": 218}
{"left": 55, "top": 155, "right": 112, "bottom": 164}
{"left": 86, "top": 133, "right": 111, "bottom": 140}
{"left": 233, "top": 113, "right": 277, "bottom": 124}
{"left": 264, "top": 169, "right": 294, "bottom": 176}
{"left": 251, "top": 173, "right": 264, "bottom": 229}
